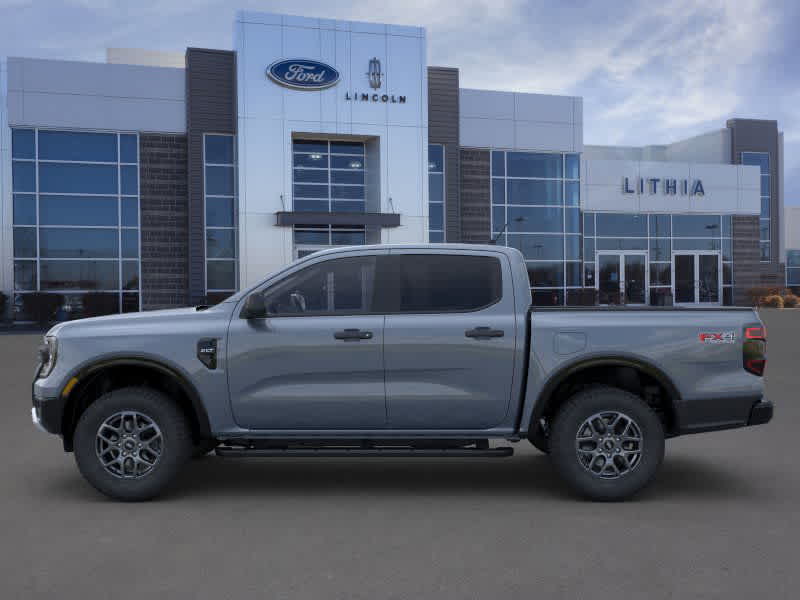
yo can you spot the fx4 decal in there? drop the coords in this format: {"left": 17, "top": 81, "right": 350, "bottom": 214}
{"left": 698, "top": 331, "right": 736, "bottom": 344}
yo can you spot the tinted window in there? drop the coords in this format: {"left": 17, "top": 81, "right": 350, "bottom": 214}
{"left": 40, "top": 260, "right": 119, "bottom": 290}
{"left": 12, "top": 161, "right": 35, "bottom": 192}
{"left": 595, "top": 213, "right": 647, "bottom": 237}
{"left": 507, "top": 152, "right": 562, "bottom": 178}
{"left": 491, "top": 151, "right": 505, "bottom": 177}
{"left": 205, "top": 135, "right": 234, "bottom": 164}
{"left": 206, "top": 229, "right": 235, "bottom": 258}
{"left": 673, "top": 214, "right": 720, "bottom": 237}
{"left": 13, "top": 194, "right": 36, "bottom": 225}
{"left": 39, "top": 228, "right": 118, "bottom": 258}
{"left": 428, "top": 145, "right": 444, "bottom": 172}
{"left": 120, "top": 134, "right": 138, "bottom": 163}
{"left": 506, "top": 234, "right": 563, "bottom": 260}
{"left": 263, "top": 256, "right": 376, "bottom": 316}
{"left": 38, "top": 131, "right": 117, "bottom": 162}
{"left": 206, "top": 197, "right": 235, "bottom": 227}
{"left": 507, "top": 179, "right": 562, "bottom": 205}
{"left": 12, "top": 129, "right": 35, "bottom": 159}
{"left": 649, "top": 214, "right": 671, "bottom": 237}
{"left": 207, "top": 261, "right": 236, "bottom": 290}
{"left": 206, "top": 166, "right": 235, "bottom": 195}
{"left": 382, "top": 254, "right": 501, "bottom": 313}
{"left": 39, "top": 163, "right": 118, "bottom": 194}
{"left": 40, "top": 195, "right": 118, "bottom": 226}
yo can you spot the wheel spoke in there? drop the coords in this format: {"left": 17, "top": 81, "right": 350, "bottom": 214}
{"left": 575, "top": 410, "right": 643, "bottom": 480}
{"left": 95, "top": 410, "right": 163, "bottom": 479}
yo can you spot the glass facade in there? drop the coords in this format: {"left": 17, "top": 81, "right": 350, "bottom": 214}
{"left": 204, "top": 134, "right": 238, "bottom": 301}
{"left": 787, "top": 250, "right": 800, "bottom": 289}
{"left": 584, "top": 212, "right": 734, "bottom": 305}
{"left": 11, "top": 128, "right": 140, "bottom": 320}
{"left": 428, "top": 144, "right": 444, "bottom": 242}
{"left": 491, "top": 150, "right": 580, "bottom": 305}
{"left": 742, "top": 152, "right": 771, "bottom": 261}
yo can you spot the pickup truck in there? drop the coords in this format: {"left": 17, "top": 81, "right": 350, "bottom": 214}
{"left": 32, "top": 244, "right": 772, "bottom": 501}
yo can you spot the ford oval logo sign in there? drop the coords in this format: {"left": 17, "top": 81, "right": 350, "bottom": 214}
{"left": 267, "top": 59, "right": 340, "bottom": 90}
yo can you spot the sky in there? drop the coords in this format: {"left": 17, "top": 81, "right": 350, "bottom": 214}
{"left": 1, "top": 0, "right": 798, "bottom": 202}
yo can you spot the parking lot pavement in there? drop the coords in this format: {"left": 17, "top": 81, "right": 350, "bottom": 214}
{"left": 1, "top": 309, "right": 797, "bottom": 599}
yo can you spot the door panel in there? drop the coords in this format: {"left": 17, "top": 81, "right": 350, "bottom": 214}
{"left": 227, "top": 254, "right": 387, "bottom": 430}
{"left": 674, "top": 254, "right": 695, "bottom": 304}
{"left": 624, "top": 255, "right": 646, "bottom": 304}
{"left": 698, "top": 254, "right": 720, "bottom": 303}
{"left": 381, "top": 253, "right": 517, "bottom": 430}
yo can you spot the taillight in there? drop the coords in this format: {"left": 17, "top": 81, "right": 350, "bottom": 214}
{"left": 743, "top": 324, "right": 766, "bottom": 376}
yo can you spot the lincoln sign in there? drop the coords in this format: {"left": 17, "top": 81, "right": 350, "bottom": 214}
{"left": 623, "top": 176, "right": 705, "bottom": 196}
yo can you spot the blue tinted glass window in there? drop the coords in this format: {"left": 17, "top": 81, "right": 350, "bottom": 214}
{"left": 507, "top": 180, "right": 562, "bottom": 205}
{"left": 566, "top": 262, "right": 581, "bottom": 287}
{"left": 741, "top": 152, "right": 769, "bottom": 174}
{"left": 760, "top": 175, "right": 770, "bottom": 196}
{"left": 492, "top": 179, "right": 505, "bottom": 205}
{"left": 294, "top": 184, "right": 328, "bottom": 199}
{"left": 332, "top": 200, "right": 365, "bottom": 213}
{"left": 649, "top": 239, "right": 671, "bottom": 261}
{"left": 205, "top": 135, "right": 234, "bottom": 164}
{"left": 39, "top": 228, "right": 118, "bottom": 258}
{"left": 760, "top": 242, "right": 770, "bottom": 261}
{"left": 40, "top": 195, "right": 118, "bottom": 226}
{"left": 294, "top": 168, "right": 328, "bottom": 184}
{"left": 38, "top": 131, "right": 117, "bottom": 162}
{"left": 507, "top": 234, "right": 564, "bottom": 260}
{"left": 673, "top": 214, "right": 721, "bottom": 237}
{"left": 39, "top": 163, "right": 118, "bottom": 194}
{"left": 14, "top": 261, "right": 37, "bottom": 291}
{"left": 507, "top": 152, "right": 562, "bottom": 178}
{"left": 332, "top": 230, "right": 366, "bottom": 245}
{"left": 207, "top": 260, "right": 236, "bottom": 290}
{"left": 13, "top": 194, "right": 36, "bottom": 225}
{"left": 492, "top": 207, "right": 505, "bottom": 234}
{"left": 673, "top": 238, "right": 721, "bottom": 251}
{"left": 649, "top": 214, "right": 671, "bottom": 237}
{"left": 596, "top": 238, "right": 647, "bottom": 251}
{"left": 429, "top": 173, "right": 444, "bottom": 203}
{"left": 206, "top": 166, "right": 235, "bottom": 195}
{"left": 331, "top": 185, "right": 364, "bottom": 200}
{"left": 122, "top": 261, "right": 139, "bottom": 290}
{"left": 121, "top": 198, "right": 139, "bottom": 226}
{"left": 565, "top": 181, "right": 579, "bottom": 206}
{"left": 761, "top": 197, "right": 770, "bottom": 218}
{"left": 332, "top": 170, "right": 364, "bottom": 185}
{"left": 491, "top": 151, "right": 505, "bottom": 177}
{"left": 121, "top": 165, "right": 138, "bottom": 195}
{"left": 787, "top": 250, "right": 800, "bottom": 268}
{"left": 565, "top": 235, "right": 581, "bottom": 260}
{"left": 565, "top": 154, "right": 580, "bottom": 179}
{"left": 583, "top": 213, "right": 594, "bottom": 236}
{"left": 565, "top": 208, "right": 580, "bottom": 233}
{"left": 721, "top": 215, "right": 732, "bottom": 237}
{"left": 760, "top": 220, "right": 770, "bottom": 240}
{"left": 12, "top": 129, "right": 35, "bottom": 159}
{"left": 207, "top": 229, "right": 236, "bottom": 259}
{"left": 595, "top": 213, "right": 647, "bottom": 237}
{"left": 527, "top": 262, "right": 564, "bottom": 287}
{"left": 293, "top": 140, "right": 328, "bottom": 154}
{"left": 40, "top": 260, "right": 119, "bottom": 291}
{"left": 429, "top": 203, "right": 444, "bottom": 230}
{"left": 507, "top": 206, "right": 563, "bottom": 233}
{"left": 120, "top": 134, "right": 138, "bottom": 163}
{"left": 428, "top": 145, "right": 444, "bottom": 172}
{"left": 12, "top": 161, "right": 35, "bottom": 192}
{"left": 121, "top": 229, "right": 139, "bottom": 258}
{"left": 331, "top": 155, "right": 363, "bottom": 170}
{"left": 294, "top": 153, "right": 329, "bottom": 168}
{"left": 330, "top": 141, "right": 364, "bottom": 155}
{"left": 206, "top": 197, "right": 234, "bottom": 227}
{"left": 722, "top": 238, "right": 732, "bottom": 261}
{"left": 13, "top": 228, "right": 37, "bottom": 258}
{"left": 429, "top": 231, "right": 444, "bottom": 243}
{"left": 295, "top": 230, "right": 329, "bottom": 244}
{"left": 583, "top": 238, "right": 594, "bottom": 261}
{"left": 294, "top": 199, "right": 328, "bottom": 212}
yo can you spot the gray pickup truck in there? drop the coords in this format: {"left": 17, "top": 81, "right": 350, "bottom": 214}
{"left": 32, "top": 244, "right": 772, "bottom": 501}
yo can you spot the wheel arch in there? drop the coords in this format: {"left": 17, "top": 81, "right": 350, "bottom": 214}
{"left": 529, "top": 355, "right": 683, "bottom": 439}
{"left": 60, "top": 357, "right": 212, "bottom": 452}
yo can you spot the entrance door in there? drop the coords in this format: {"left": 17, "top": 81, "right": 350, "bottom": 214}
{"left": 596, "top": 253, "right": 648, "bottom": 305}
{"left": 672, "top": 252, "right": 721, "bottom": 305}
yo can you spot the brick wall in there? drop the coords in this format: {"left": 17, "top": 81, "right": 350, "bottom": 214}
{"left": 732, "top": 215, "right": 786, "bottom": 305}
{"left": 139, "top": 134, "right": 189, "bottom": 310}
{"left": 459, "top": 149, "right": 491, "bottom": 243}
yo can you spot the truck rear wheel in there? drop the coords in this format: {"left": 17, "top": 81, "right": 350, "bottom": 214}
{"left": 73, "top": 387, "right": 193, "bottom": 501}
{"left": 549, "top": 385, "right": 664, "bottom": 501}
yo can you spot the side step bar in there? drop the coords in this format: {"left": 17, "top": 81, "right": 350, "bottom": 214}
{"left": 215, "top": 446, "right": 514, "bottom": 458}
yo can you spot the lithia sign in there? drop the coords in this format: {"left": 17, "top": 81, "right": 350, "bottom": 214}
{"left": 623, "top": 177, "right": 705, "bottom": 196}
{"left": 267, "top": 57, "right": 406, "bottom": 103}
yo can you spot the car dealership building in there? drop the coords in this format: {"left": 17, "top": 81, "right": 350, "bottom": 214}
{"left": 0, "top": 11, "right": 789, "bottom": 319}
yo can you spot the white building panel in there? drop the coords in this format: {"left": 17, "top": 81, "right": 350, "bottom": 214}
{"left": 459, "top": 116, "right": 514, "bottom": 149}
{"left": 514, "top": 120, "right": 575, "bottom": 152}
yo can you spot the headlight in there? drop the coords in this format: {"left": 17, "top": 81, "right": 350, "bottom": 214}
{"left": 38, "top": 336, "right": 58, "bottom": 378}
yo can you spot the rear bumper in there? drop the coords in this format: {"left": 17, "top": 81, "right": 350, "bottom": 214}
{"left": 677, "top": 395, "right": 772, "bottom": 435}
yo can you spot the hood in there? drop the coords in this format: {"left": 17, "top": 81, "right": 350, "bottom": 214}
{"left": 47, "top": 305, "right": 230, "bottom": 337}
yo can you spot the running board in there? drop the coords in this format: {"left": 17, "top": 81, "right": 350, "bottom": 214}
{"left": 215, "top": 446, "right": 514, "bottom": 458}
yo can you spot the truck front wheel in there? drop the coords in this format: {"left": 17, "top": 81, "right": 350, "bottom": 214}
{"left": 73, "top": 387, "right": 193, "bottom": 501}
{"left": 549, "top": 385, "right": 665, "bottom": 501}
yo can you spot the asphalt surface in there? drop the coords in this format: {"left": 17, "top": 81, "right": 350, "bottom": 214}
{"left": 1, "top": 309, "right": 797, "bottom": 599}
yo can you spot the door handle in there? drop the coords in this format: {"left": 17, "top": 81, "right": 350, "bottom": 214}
{"left": 334, "top": 328, "right": 373, "bottom": 341}
{"left": 465, "top": 326, "right": 504, "bottom": 339}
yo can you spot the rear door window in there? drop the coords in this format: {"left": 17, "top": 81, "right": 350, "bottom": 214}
{"left": 377, "top": 254, "right": 502, "bottom": 313}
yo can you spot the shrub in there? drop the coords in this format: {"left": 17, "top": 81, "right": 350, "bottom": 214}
{"left": 22, "top": 293, "right": 64, "bottom": 326}
{"left": 782, "top": 294, "right": 799, "bottom": 308}
{"left": 747, "top": 287, "right": 791, "bottom": 306}
{"left": 761, "top": 295, "right": 784, "bottom": 309}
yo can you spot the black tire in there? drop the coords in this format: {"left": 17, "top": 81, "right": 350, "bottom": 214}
{"left": 73, "top": 386, "right": 193, "bottom": 501}
{"left": 549, "top": 385, "right": 664, "bottom": 501}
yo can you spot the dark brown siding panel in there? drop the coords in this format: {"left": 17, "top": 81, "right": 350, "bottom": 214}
{"left": 727, "top": 118, "right": 784, "bottom": 287}
{"left": 186, "top": 48, "right": 237, "bottom": 304}
{"left": 459, "top": 148, "right": 491, "bottom": 243}
{"left": 732, "top": 215, "right": 760, "bottom": 305}
{"left": 139, "top": 134, "right": 189, "bottom": 310}
{"left": 427, "top": 67, "right": 460, "bottom": 242}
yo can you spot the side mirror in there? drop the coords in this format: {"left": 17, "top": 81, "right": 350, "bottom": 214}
{"left": 241, "top": 293, "right": 268, "bottom": 319}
